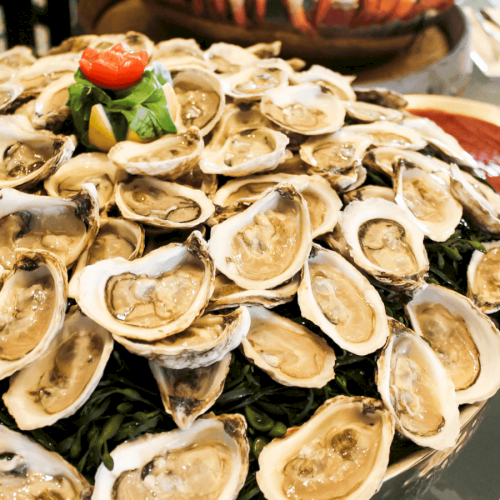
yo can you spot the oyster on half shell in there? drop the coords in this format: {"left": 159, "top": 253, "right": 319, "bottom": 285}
{"left": 91, "top": 413, "right": 249, "bottom": 500}
{"left": 3, "top": 306, "right": 113, "bottom": 430}
{"left": 377, "top": 318, "right": 460, "bottom": 450}
{"left": 298, "top": 244, "right": 389, "bottom": 355}
{"left": 76, "top": 231, "right": 215, "bottom": 342}
{"left": 209, "top": 183, "right": 311, "bottom": 290}
{"left": 257, "top": 396, "right": 394, "bottom": 500}
{"left": 242, "top": 306, "right": 336, "bottom": 388}
{"left": 339, "top": 198, "right": 429, "bottom": 289}
{"left": 0, "top": 425, "right": 92, "bottom": 499}
{"left": 406, "top": 284, "right": 500, "bottom": 405}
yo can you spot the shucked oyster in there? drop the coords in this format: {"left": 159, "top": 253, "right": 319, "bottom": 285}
{"left": 261, "top": 83, "right": 346, "bottom": 136}
{"left": 113, "top": 307, "right": 251, "bottom": 369}
{"left": 0, "top": 249, "right": 67, "bottom": 380}
{"left": 44, "top": 152, "right": 128, "bottom": 211}
{"left": 3, "top": 306, "right": 113, "bottom": 430}
{"left": 209, "top": 184, "right": 312, "bottom": 290}
{"left": 242, "top": 306, "right": 336, "bottom": 388}
{"left": 377, "top": 319, "right": 460, "bottom": 450}
{"left": 0, "top": 425, "right": 92, "bottom": 499}
{"left": 0, "top": 184, "right": 99, "bottom": 271}
{"left": 115, "top": 176, "right": 215, "bottom": 229}
{"left": 92, "top": 413, "right": 249, "bottom": 500}
{"left": 0, "top": 114, "right": 75, "bottom": 190}
{"left": 257, "top": 396, "right": 394, "bottom": 500}
{"left": 298, "top": 244, "right": 389, "bottom": 355}
{"left": 406, "top": 284, "right": 500, "bottom": 405}
{"left": 339, "top": 198, "right": 429, "bottom": 290}
{"left": 76, "top": 231, "right": 215, "bottom": 342}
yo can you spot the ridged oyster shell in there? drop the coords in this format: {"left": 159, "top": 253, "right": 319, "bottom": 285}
{"left": 242, "top": 306, "right": 336, "bottom": 388}
{"left": 345, "top": 122, "right": 426, "bottom": 150}
{"left": 0, "top": 425, "right": 92, "bottom": 499}
{"left": 44, "top": 152, "right": 128, "bottom": 211}
{"left": 0, "top": 184, "right": 99, "bottom": 270}
{"left": 115, "top": 176, "right": 215, "bottom": 229}
{"left": 209, "top": 184, "right": 312, "bottom": 290}
{"left": 377, "top": 318, "right": 460, "bottom": 450}
{"left": 406, "top": 284, "right": 500, "bottom": 405}
{"left": 0, "top": 114, "right": 75, "bottom": 190}
{"left": 114, "top": 307, "right": 250, "bottom": 369}
{"left": 3, "top": 306, "right": 113, "bottom": 430}
{"left": 467, "top": 240, "right": 500, "bottom": 313}
{"left": 0, "top": 249, "right": 67, "bottom": 380}
{"left": 150, "top": 353, "right": 231, "bottom": 429}
{"left": 339, "top": 198, "right": 429, "bottom": 289}
{"left": 75, "top": 231, "right": 215, "bottom": 342}
{"left": 108, "top": 126, "right": 203, "bottom": 178}
{"left": 257, "top": 396, "right": 394, "bottom": 500}
{"left": 261, "top": 83, "right": 346, "bottom": 136}
{"left": 298, "top": 244, "right": 389, "bottom": 355}
{"left": 91, "top": 413, "right": 249, "bottom": 500}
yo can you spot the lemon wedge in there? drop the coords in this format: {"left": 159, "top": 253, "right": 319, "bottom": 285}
{"left": 88, "top": 104, "right": 117, "bottom": 152}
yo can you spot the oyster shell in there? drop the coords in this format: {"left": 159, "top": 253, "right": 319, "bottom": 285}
{"left": 0, "top": 425, "right": 92, "bottom": 499}
{"left": 75, "top": 231, "right": 215, "bottom": 342}
{"left": 204, "top": 42, "right": 259, "bottom": 75}
{"left": 150, "top": 353, "right": 231, "bottom": 429}
{"left": 245, "top": 41, "right": 282, "bottom": 59}
{"left": 257, "top": 396, "right": 394, "bottom": 500}
{"left": 0, "top": 184, "right": 99, "bottom": 270}
{"left": 209, "top": 184, "right": 312, "bottom": 290}
{"left": 393, "top": 158, "right": 462, "bottom": 242}
{"left": 0, "top": 46, "right": 36, "bottom": 82}
{"left": 207, "top": 273, "right": 300, "bottom": 311}
{"left": 403, "top": 116, "right": 477, "bottom": 169}
{"left": 242, "top": 306, "right": 336, "bottom": 388}
{"left": 344, "top": 122, "right": 426, "bottom": 150}
{"left": 343, "top": 185, "right": 395, "bottom": 204}
{"left": 3, "top": 306, "right": 113, "bottom": 430}
{"left": 339, "top": 198, "right": 429, "bottom": 289}
{"left": 89, "top": 31, "right": 155, "bottom": 56}
{"left": 467, "top": 240, "right": 500, "bottom": 313}
{"left": 261, "top": 83, "right": 346, "bottom": 135}
{"left": 299, "top": 129, "right": 372, "bottom": 191}
{"left": 44, "top": 152, "right": 128, "bottom": 211}
{"left": 298, "top": 244, "right": 389, "bottom": 355}
{"left": 68, "top": 217, "right": 145, "bottom": 298}
{"left": 32, "top": 72, "right": 74, "bottom": 130}
{"left": 0, "top": 249, "right": 67, "bottom": 380}
{"left": 115, "top": 176, "right": 215, "bottom": 229}
{"left": 406, "top": 284, "right": 500, "bottom": 405}
{"left": 152, "top": 38, "right": 210, "bottom": 70}
{"left": 0, "top": 81, "right": 23, "bottom": 113}
{"left": 114, "top": 307, "right": 250, "bottom": 369}
{"left": 289, "top": 64, "right": 356, "bottom": 101}
{"left": 171, "top": 67, "right": 225, "bottom": 136}
{"left": 211, "top": 173, "right": 341, "bottom": 238}
{"left": 221, "top": 60, "right": 289, "bottom": 101}
{"left": 354, "top": 88, "right": 408, "bottom": 110}
{"left": 92, "top": 413, "right": 249, "bottom": 500}
{"left": 449, "top": 164, "right": 500, "bottom": 234}
{"left": 0, "top": 115, "right": 76, "bottom": 190}
{"left": 344, "top": 101, "right": 403, "bottom": 123}
{"left": 108, "top": 126, "right": 203, "bottom": 178}
{"left": 199, "top": 126, "right": 289, "bottom": 177}
{"left": 377, "top": 318, "right": 460, "bottom": 450}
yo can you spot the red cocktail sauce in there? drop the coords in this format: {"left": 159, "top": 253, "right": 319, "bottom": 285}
{"left": 409, "top": 108, "right": 500, "bottom": 191}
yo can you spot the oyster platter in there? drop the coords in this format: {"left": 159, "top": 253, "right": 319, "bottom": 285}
{"left": 1, "top": 31, "right": 500, "bottom": 500}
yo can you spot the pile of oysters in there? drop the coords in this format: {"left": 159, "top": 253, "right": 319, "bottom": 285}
{"left": 1, "top": 31, "right": 500, "bottom": 500}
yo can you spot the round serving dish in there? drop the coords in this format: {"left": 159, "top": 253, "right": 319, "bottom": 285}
{"left": 373, "top": 94, "right": 500, "bottom": 499}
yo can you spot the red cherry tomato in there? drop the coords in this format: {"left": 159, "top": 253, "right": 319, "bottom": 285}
{"left": 79, "top": 43, "right": 148, "bottom": 90}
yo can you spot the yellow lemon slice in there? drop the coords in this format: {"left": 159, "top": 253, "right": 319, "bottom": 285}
{"left": 88, "top": 104, "right": 117, "bottom": 152}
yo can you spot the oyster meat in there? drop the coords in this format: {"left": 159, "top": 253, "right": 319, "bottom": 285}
{"left": 92, "top": 413, "right": 249, "bottom": 500}
{"left": 257, "top": 396, "right": 395, "bottom": 500}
